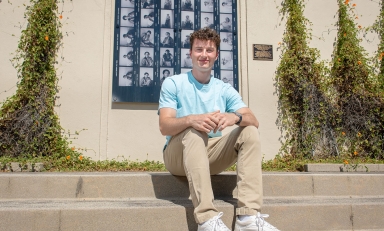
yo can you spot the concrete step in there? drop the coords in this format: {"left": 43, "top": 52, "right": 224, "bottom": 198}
{"left": 1, "top": 172, "right": 384, "bottom": 199}
{"left": 0, "top": 197, "right": 383, "bottom": 231}
{"left": 1, "top": 172, "right": 383, "bottom": 231}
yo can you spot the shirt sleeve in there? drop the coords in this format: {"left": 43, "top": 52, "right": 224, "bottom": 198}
{"left": 158, "top": 78, "right": 178, "bottom": 113}
{"left": 225, "top": 85, "right": 247, "bottom": 113}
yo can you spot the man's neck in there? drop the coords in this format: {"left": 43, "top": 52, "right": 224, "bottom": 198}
{"left": 191, "top": 69, "right": 211, "bottom": 84}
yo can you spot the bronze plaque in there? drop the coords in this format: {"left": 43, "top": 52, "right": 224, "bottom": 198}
{"left": 253, "top": 44, "right": 273, "bottom": 61}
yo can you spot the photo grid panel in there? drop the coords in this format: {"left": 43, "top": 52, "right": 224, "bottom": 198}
{"left": 201, "top": 12, "right": 214, "bottom": 29}
{"left": 161, "top": 0, "right": 173, "bottom": 10}
{"left": 161, "top": 10, "right": 174, "bottom": 29}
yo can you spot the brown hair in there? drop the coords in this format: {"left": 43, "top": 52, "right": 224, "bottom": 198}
{"left": 189, "top": 27, "right": 220, "bottom": 50}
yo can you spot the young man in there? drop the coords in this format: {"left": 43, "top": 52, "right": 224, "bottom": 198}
{"left": 158, "top": 27, "right": 280, "bottom": 231}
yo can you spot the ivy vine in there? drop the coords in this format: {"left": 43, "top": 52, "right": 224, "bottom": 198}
{"left": 275, "top": 0, "right": 334, "bottom": 158}
{"left": 276, "top": 0, "right": 384, "bottom": 159}
{"left": 0, "top": 0, "right": 73, "bottom": 158}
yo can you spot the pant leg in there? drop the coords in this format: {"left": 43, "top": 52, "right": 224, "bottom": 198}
{"left": 163, "top": 128, "right": 219, "bottom": 224}
{"left": 207, "top": 126, "right": 262, "bottom": 216}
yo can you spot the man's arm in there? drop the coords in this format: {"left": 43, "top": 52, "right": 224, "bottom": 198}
{"left": 159, "top": 108, "right": 220, "bottom": 136}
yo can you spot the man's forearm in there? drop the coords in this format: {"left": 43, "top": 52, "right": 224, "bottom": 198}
{"left": 159, "top": 116, "right": 191, "bottom": 136}
{"left": 239, "top": 112, "right": 259, "bottom": 128}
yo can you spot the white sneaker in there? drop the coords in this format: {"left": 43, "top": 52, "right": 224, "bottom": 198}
{"left": 234, "top": 212, "right": 280, "bottom": 231}
{"left": 197, "top": 212, "right": 231, "bottom": 231}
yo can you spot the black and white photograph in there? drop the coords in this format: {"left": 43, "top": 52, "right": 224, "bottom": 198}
{"left": 160, "top": 29, "right": 174, "bottom": 47}
{"left": 121, "top": 0, "right": 134, "bottom": 8}
{"left": 119, "top": 67, "right": 134, "bottom": 87}
{"left": 220, "top": 51, "right": 233, "bottom": 70}
{"left": 141, "top": 9, "right": 154, "bottom": 28}
{"left": 119, "top": 47, "right": 134, "bottom": 66}
{"left": 161, "top": 10, "right": 173, "bottom": 28}
{"left": 221, "top": 70, "right": 234, "bottom": 87}
{"left": 181, "top": 30, "right": 193, "bottom": 48}
{"left": 201, "top": 13, "right": 214, "bottom": 29}
{"left": 181, "top": 11, "right": 194, "bottom": 30}
{"left": 181, "top": 49, "right": 192, "bottom": 68}
{"left": 140, "top": 28, "right": 154, "bottom": 47}
{"left": 160, "top": 48, "right": 174, "bottom": 67}
{"left": 120, "top": 27, "right": 135, "bottom": 46}
{"left": 141, "top": 0, "right": 154, "bottom": 9}
{"left": 181, "top": 0, "right": 193, "bottom": 11}
{"left": 220, "top": 32, "right": 233, "bottom": 50}
{"left": 220, "top": 14, "right": 232, "bottom": 32}
{"left": 220, "top": 0, "right": 232, "bottom": 13}
{"left": 162, "top": 0, "right": 173, "bottom": 9}
{"left": 140, "top": 48, "right": 154, "bottom": 67}
{"left": 160, "top": 68, "right": 173, "bottom": 87}
{"left": 121, "top": 8, "right": 135, "bottom": 27}
{"left": 201, "top": 0, "right": 214, "bottom": 12}
{"left": 140, "top": 68, "right": 154, "bottom": 87}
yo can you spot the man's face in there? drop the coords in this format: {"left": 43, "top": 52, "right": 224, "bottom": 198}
{"left": 164, "top": 71, "right": 170, "bottom": 77}
{"left": 190, "top": 39, "right": 218, "bottom": 72}
{"left": 145, "top": 52, "right": 149, "bottom": 57}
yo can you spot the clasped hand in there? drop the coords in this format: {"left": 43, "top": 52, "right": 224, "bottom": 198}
{"left": 189, "top": 110, "right": 237, "bottom": 133}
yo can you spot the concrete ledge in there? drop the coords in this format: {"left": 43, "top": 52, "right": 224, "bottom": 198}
{"left": 304, "top": 164, "right": 384, "bottom": 172}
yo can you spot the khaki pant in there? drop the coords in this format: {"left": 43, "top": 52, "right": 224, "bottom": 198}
{"left": 163, "top": 126, "right": 263, "bottom": 224}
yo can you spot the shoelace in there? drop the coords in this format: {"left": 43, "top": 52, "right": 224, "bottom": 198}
{"left": 255, "top": 212, "right": 269, "bottom": 230}
{"left": 208, "top": 212, "right": 227, "bottom": 230}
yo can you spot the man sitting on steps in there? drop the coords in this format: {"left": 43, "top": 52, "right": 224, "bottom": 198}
{"left": 158, "top": 27, "right": 280, "bottom": 231}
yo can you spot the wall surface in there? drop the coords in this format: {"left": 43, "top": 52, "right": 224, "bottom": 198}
{"left": 0, "top": 0, "right": 380, "bottom": 162}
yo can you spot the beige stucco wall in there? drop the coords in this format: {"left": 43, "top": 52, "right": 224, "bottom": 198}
{"left": 0, "top": 0, "right": 380, "bottom": 161}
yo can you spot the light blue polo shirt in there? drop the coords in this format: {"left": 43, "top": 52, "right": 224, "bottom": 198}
{"left": 158, "top": 71, "right": 247, "bottom": 145}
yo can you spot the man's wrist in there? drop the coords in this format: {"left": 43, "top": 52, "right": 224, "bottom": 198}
{"left": 232, "top": 112, "right": 242, "bottom": 125}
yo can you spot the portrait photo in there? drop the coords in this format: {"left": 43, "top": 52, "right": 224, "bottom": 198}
{"left": 141, "top": 0, "right": 154, "bottom": 9}
{"left": 181, "top": 11, "right": 194, "bottom": 30}
{"left": 121, "top": 8, "right": 135, "bottom": 27}
{"left": 181, "top": 49, "right": 192, "bottom": 68}
{"left": 160, "top": 48, "right": 174, "bottom": 67}
{"left": 220, "top": 32, "right": 233, "bottom": 50}
{"left": 160, "top": 68, "right": 173, "bottom": 87}
{"left": 220, "top": 0, "right": 233, "bottom": 13}
{"left": 119, "top": 67, "right": 134, "bottom": 87}
{"left": 120, "top": 27, "right": 135, "bottom": 46}
{"left": 220, "top": 14, "right": 232, "bottom": 32}
{"left": 161, "top": 10, "right": 174, "bottom": 28}
{"left": 119, "top": 47, "right": 134, "bottom": 66}
{"left": 181, "top": 30, "right": 193, "bottom": 48}
{"left": 201, "top": 13, "right": 214, "bottom": 29}
{"left": 141, "top": 9, "right": 155, "bottom": 28}
{"left": 140, "top": 28, "right": 154, "bottom": 47}
{"left": 162, "top": 0, "right": 173, "bottom": 9}
{"left": 181, "top": 0, "right": 193, "bottom": 11}
{"left": 220, "top": 51, "right": 233, "bottom": 70}
{"left": 121, "top": 0, "right": 134, "bottom": 8}
{"left": 201, "top": 0, "right": 214, "bottom": 12}
{"left": 220, "top": 70, "right": 234, "bottom": 87}
{"left": 140, "top": 48, "right": 154, "bottom": 67}
{"left": 140, "top": 68, "right": 154, "bottom": 87}
{"left": 160, "top": 29, "right": 174, "bottom": 47}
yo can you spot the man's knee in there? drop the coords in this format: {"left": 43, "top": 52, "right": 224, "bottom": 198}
{"left": 240, "top": 126, "right": 260, "bottom": 144}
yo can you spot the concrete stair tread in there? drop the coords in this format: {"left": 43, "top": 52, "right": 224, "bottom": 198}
{"left": 1, "top": 196, "right": 383, "bottom": 209}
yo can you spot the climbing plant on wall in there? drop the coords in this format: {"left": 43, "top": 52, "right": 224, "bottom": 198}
{"left": 0, "top": 0, "right": 73, "bottom": 158}
{"left": 331, "top": 0, "right": 384, "bottom": 158}
{"left": 275, "top": 0, "right": 334, "bottom": 158}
